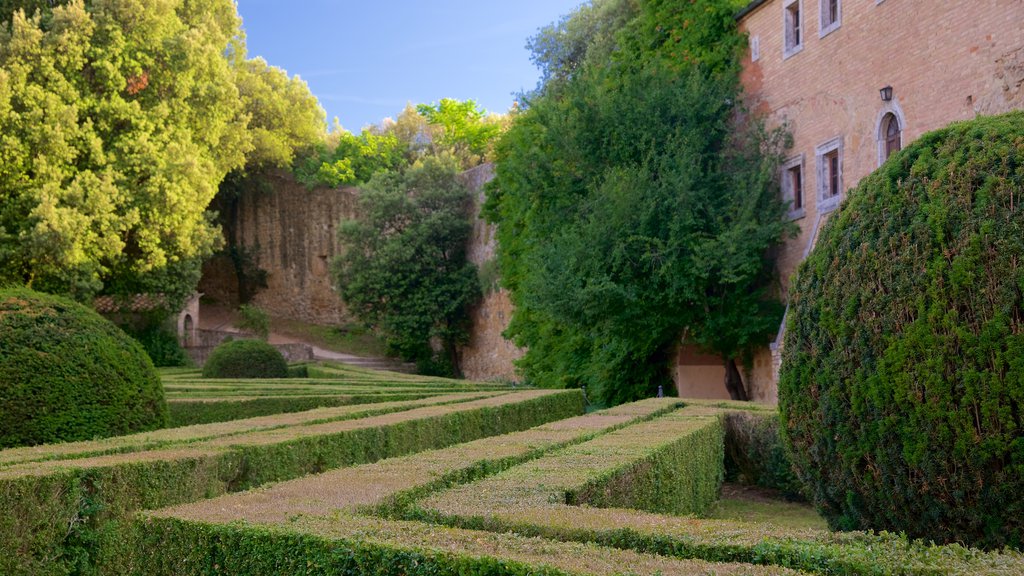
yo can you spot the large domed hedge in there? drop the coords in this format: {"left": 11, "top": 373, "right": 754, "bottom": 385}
{"left": 779, "top": 112, "right": 1024, "bottom": 550}
{"left": 0, "top": 288, "right": 167, "bottom": 448}
{"left": 202, "top": 339, "right": 288, "bottom": 379}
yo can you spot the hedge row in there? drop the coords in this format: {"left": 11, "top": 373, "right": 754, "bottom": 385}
{"left": 722, "top": 411, "right": 804, "bottom": 499}
{"left": 123, "top": 514, "right": 800, "bottom": 576}
{"left": 167, "top": 394, "right": 448, "bottom": 427}
{"left": 0, "top": 390, "right": 583, "bottom": 576}
{"left": 0, "top": 393, "right": 495, "bottom": 468}
{"left": 145, "top": 399, "right": 685, "bottom": 527}
{"left": 420, "top": 406, "right": 725, "bottom": 522}
{"left": 415, "top": 408, "right": 1024, "bottom": 575}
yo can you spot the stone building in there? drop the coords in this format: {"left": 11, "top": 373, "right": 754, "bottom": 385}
{"left": 674, "top": 0, "right": 1024, "bottom": 402}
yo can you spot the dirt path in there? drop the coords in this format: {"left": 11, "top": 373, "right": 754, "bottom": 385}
{"left": 198, "top": 304, "right": 414, "bottom": 371}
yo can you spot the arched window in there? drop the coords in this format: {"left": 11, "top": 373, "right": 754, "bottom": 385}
{"left": 882, "top": 113, "right": 902, "bottom": 160}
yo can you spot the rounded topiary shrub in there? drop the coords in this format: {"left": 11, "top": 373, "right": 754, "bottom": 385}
{"left": 0, "top": 288, "right": 167, "bottom": 448}
{"left": 202, "top": 339, "right": 288, "bottom": 379}
{"left": 779, "top": 112, "right": 1024, "bottom": 549}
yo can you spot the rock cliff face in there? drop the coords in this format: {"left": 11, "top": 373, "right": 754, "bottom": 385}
{"left": 200, "top": 172, "right": 357, "bottom": 325}
{"left": 200, "top": 165, "right": 524, "bottom": 381}
{"left": 458, "top": 165, "right": 525, "bottom": 382}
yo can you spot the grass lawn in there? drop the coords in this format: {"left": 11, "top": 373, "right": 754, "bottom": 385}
{"left": 271, "top": 317, "right": 390, "bottom": 358}
{"left": 706, "top": 484, "right": 828, "bottom": 531}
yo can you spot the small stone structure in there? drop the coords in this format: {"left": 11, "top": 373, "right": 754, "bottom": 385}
{"left": 93, "top": 292, "right": 201, "bottom": 347}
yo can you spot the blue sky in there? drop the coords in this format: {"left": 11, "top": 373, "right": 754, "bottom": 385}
{"left": 236, "top": 1, "right": 585, "bottom": 132}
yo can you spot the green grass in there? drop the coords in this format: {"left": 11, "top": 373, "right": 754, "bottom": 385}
{"left": 270, "top": 318, "right": 390, "bottom": 358}
{"left": 706, "top": 490, "right": 827, "bottom": 531}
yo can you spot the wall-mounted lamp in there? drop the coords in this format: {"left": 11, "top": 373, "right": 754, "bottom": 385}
{"left": 880, "top": 85, "right": 894, "bottom": 102}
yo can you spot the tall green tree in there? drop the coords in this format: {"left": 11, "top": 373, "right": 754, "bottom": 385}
{"left": 0, "top": 0, "right": 326, "bottom": 307}
{"left": 0, "top": 0, "right": 248, "bottom": 304}
{"left": 487, "top": 0, "right": 790, "bottom": 403}
{"left": 333, "top": 155, "right": 480, "bottom": 376}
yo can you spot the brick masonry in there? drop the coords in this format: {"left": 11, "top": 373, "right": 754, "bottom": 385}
{"left": 702, "top": 0, "right": 1024, "bottom": 403}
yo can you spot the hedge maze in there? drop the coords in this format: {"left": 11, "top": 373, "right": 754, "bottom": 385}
{"left": 3, "top": 365, "right": 1023, "bottom": 575}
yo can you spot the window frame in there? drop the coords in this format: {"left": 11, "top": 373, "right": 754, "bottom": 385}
{"left": 783, "top": 0, "right": 804, "bottom": 60}
{"left": 815, "top": 137, "right": 844, "bottom": 213}
{"left": 781, "top": 154, "right": 806, "bottom": 220}
{"left": 819, "top": 0, "right": 842, "bottom": 38}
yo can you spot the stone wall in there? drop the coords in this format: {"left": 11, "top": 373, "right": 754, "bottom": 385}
{"left": 200, "top": 172, "right": 357, "bottom": 324}
{"left": 457, "top": 164, "right": 525, "bottom": 382}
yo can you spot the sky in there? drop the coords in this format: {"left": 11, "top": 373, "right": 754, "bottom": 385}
{"left": 236, "top": 1, "right": 585, "bottom": 132}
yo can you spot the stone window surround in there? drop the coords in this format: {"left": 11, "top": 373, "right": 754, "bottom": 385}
{"left": 819, "top": 0, "right": 842, "bottom": 38}
{"left": 781, "top": 154, "right": 806, "bottom": 220}
{"left": 875, "top": 99, "right": 907, "bottom": 167}
{"left": 815, "top": 136, "right": 844, "bottom": 214}
{"left": 783, "top": 0, "right": 804, "bottom": 60}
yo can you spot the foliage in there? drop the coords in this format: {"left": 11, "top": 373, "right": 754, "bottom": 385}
{"left": 0, "top": 0, "right": 252, "bottom": 305}
{"left": 0, "top": 390, "right": 583, "bottom": 575}
{"left": 416, "top": 98, "right": 503, "bottom": 169}
{"left": 125, "top": 321, "right": 191, "bottom": 368}
{"left": 722, "top": 411, "right": 803, "bottom": 499}
{"left": 0, "top": 1, "right": 325, "bottom": 307}
{"left": 202, "top": 339, "right": 288, "bottom": 379}
{"left": 233, "top": 57, "right": 325, "bottom": 170}
{"left": 0, "top": 287, "right": 166, "bottom": 448}
{"left": 295, "top": 100, "right": 505, "bottom": 188}
{"left": 779, "top": 112, "right": 1024, "bottom": 550}
{"left": 236, "top": 304, "right": 270, "bottom": 340}
{"left": 487, "top": 0, "right": 790, "bottom": 404}
{"left": 524, "top": 0, "right": 639, "bottom": 98}
{"left": 333, "top": 155, "right": 480, "bottom": 376}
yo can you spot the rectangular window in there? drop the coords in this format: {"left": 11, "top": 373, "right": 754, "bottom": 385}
{"left": 781, "top": 155, "right": 805, "bottom": 219}
{"left": 820, "top": 0, "right": 841, "bottom": 37}
{"left": 783, "top": 0, "right": 803, "bottom": 59}
{"left": 816, "top": 137, "right": 844, "bottom": 212}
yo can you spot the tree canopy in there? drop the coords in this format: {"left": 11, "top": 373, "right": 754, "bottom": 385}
{"left": 487, "top": 0, "right": 791, "bottom": 403}
{"left": 0, "top": 0, "right": 325, "bottom": 306}
{"left": 333, "top": 155, "right": 480, "bottom": 376}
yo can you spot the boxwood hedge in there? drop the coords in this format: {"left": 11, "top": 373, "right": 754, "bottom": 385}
{"left": 779, "top": 111, "right": 1024, "bottom": 549}
{"left": 0, "top": 288, "right": 167, "bottom": 448}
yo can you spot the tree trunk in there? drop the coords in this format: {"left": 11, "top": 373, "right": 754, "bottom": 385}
{"left": 446, "top": 340, "right": 463, "bottom": 379}
{"left": 724, "top": 357, "right": 749, "bottom": 401}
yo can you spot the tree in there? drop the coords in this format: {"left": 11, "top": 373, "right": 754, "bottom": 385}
{"left": 0, "top": 1, "right": 326, "bottom": 308}
{"left": 486, "top": 0, "right": 790, "bottom": 403}
{"left": 0, "top": 0, "right": 249, "bottom": 305}
{"left": 333, "top": 156, "right": 480, "bottom": 376}
{"left": 416, "top": 98, "right": 502, "bottom": 169}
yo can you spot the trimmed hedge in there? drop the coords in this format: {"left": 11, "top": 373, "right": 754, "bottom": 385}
{"left": 202, "top": 340, "right": 288, "bottom": 379}
{"left": 0, "top": 288, "right": 167, "bottom": 448}
{"left": 0, "top": 393, "right": 495, "bottom": 469}
{"left": 142, "top": 399, "right": 684, "bottom": 526}
{"left": 419, "top": 406, "right": 725, "bottom": 522}
{"left": 166, "top": 394, "right": 441, "bottom": 427}
{"left": 722, "top": 411, "right": 803, "bottom": 499}
{"left": 124, "top": 515, "right": 800, "bottom": 576}
{"left": 0, "top": 390, "right": 583, "bottom": 575}
{"left": 416, "top": 404, "right": 1024, "bottom": 575}
{"left": 779, "top": 112, "right": 1024, "bottom": 549}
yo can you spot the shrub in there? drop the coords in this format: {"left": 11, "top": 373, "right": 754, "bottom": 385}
{"left": 723, "top": 411, "right": 804, "bottom": 500}
{"left": 202, "top": 339, "right": 288, "bottom": 379}
{"left": 779, "top": 112, "right": 1024, "bottom": 549}
{"left": 0, "top": 288, "right": 167, "bottom": 448}
{"left": 236, "top": 304, "right": 270, "bottom": 340}
{"left": 127, "top": 322, "right": 191, "bottom": 367}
